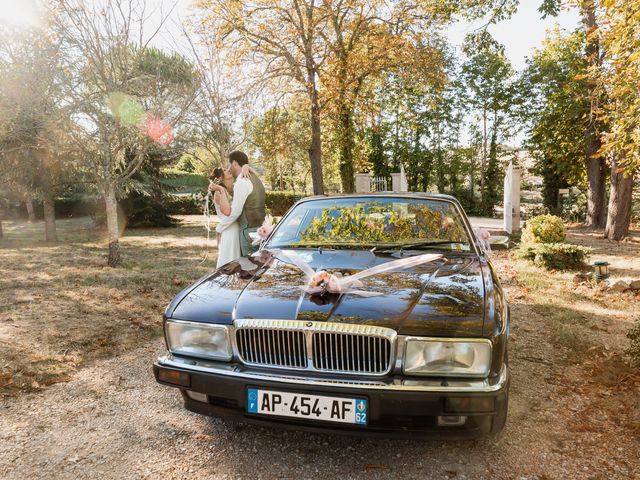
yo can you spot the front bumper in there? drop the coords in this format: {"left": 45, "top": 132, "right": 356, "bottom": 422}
{"left": 154, "top": 354, "right": 509, "bottom": 438}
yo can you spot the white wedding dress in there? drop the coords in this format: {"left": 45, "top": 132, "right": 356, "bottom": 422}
{"left": 214, "top": 191, "right": 241, "bottom": 268}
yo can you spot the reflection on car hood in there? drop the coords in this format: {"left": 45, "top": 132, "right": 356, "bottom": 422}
{"left": 170, "top": 249, "right": 487, "bottom": 336}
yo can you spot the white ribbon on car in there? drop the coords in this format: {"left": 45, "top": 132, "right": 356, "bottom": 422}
{"left": 473, "top": 228, "right": 492, "bottom": 255}
{"left": 276, "top": 250, "right": 443, "bottom": 297}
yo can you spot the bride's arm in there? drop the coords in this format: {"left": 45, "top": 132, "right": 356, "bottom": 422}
{"left": 214, "top": 190, "right": 231, "bottom": 216}
{"left": 239, "top": 164, "right": 258, "bottom": 179}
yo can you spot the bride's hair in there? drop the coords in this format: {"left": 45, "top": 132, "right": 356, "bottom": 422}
{"left": 209, "top": 167, "right": 224, "bottom": 184}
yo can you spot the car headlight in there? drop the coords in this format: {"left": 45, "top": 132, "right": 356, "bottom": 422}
{"left": 165, "top": 320, "right": 232, "bottom": 361}
{"left": 403, "top": 338, "right": 492, "bottom": 377}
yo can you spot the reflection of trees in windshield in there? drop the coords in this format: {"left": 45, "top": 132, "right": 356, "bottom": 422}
{"left": 295, "top": 202, "right": 468, "bottom": 246}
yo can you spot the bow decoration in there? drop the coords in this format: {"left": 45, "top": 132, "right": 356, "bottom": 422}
{"left": 277, "top": 250, "right": 443, "bottom": 297}
{"left": 249, "top": 214, "right": 275, "bottom": 246}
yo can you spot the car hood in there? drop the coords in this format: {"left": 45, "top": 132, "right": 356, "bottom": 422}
{"left": 170, "top": 249, "right": 487, "bottom": 336}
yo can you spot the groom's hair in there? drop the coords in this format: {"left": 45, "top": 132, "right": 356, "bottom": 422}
{"left": 229, "top": 150, "right": 249, "bottom": 167}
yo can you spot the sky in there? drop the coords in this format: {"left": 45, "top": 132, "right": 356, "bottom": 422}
{"left": 0, "top": 0, "right": 581, "bottom": 72}
{"left": 0, "top": 0, "right": 582, "bottom": 148}
{"left": 445, "top": 1, "right": 581, "bottom": 71}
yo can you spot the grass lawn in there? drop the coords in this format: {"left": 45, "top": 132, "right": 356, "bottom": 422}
{"left": 0, "top": 215, "right": 217, "bottom": 396}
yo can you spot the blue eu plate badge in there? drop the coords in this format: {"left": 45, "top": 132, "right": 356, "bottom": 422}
{"left": 355, "top": 399, "right": 367, "bottom": 424}
{"left": 247, "top": 388, "right": 259, "bottom": 413}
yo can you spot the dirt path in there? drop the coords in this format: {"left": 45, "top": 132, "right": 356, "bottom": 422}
{"left": 2, "top": 253, "right": 638, "bottom": 479}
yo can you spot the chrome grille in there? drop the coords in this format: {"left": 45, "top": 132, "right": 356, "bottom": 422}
{"left": 312, "top": 332, "right": 390, "bottom": 374}
{"left": 236, "top": 327, "right": 307, "bottom": 369}
{"left": 233, "top": 319, "right": 396, "bottom": 376}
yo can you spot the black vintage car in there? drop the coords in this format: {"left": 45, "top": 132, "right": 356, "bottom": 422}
{"left": 154, "top": 194, "right": 510, "bottom": 437}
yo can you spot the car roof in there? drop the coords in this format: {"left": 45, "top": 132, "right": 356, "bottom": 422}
{"left": 296, "top": 192, "right": 461, "bottom": 203}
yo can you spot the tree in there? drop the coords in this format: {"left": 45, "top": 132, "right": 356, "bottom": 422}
{"left": 540, "top": 0, "right": 607, "bottom": 227}
{"left": 54, "top": 0, "right": 187, "bottom": 266}
{"left": 182, "top": 27, "right": 251, "bottom": 170}
{"left": 123, "top": 47, "right": 199, "bottom": 228}
{"left": 321, "top": 1, "right": 444, "bottom": 193}
{"left": 0, "top": 25, "right": 70, "bottom": 242}
{"left": 580, "top": 0, "right": 608, "bottom": 228}
{"left": 520, "top": 28, "right": 590, "bottom": 214}
{"left": 197, "top": 0, "right": 520, "bottom": 194}
{"left": 249, "top": 98, "right": 311, "bottom": 192}
{"left": 460, "top": 31, "right": 515, "bottom": 214}
{"left": 599, "top": 0, "right": 639, "bottom": 240}
{"left": 197, "top": 0, "right": 328, "bottom": 194}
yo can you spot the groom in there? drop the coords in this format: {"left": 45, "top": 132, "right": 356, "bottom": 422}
{"left": 215, "top": 151, "right": 266, "bottom": 256}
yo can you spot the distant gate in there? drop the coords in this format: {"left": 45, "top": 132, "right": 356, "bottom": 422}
{"left": 371, "top": 176, "right": 390, "bottom": 192}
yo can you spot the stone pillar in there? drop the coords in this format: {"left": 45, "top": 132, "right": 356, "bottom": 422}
{"left": 511, "top": 166, "right": 521, "bottom": 232}
{"left": 503, "top": 162, "right": 521, "bottom": 233}
{"left": 355, "top": 173, "right": 371, "bottom": 193}
{"left": 391, "top": 164, "right": 408, "bottom": 192}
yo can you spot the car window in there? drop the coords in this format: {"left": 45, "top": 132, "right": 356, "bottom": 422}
{"left": 267, "top": 197, "right": 472, "bottom": 251}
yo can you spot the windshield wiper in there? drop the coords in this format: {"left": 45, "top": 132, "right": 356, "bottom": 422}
{"left": 268, "top": 243, "right": 380, "bottom": 250}
{"left": 377, "top": 241, "right": 468, "bottom": 252}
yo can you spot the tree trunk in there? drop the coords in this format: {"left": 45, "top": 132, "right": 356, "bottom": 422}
{"left": 338, "top": 108, "right": 356, "bottom": 193}
{"left": 484, "top": 119, "right": 500, "bottom": 214}
{"left": 25, "top": 195, "right": 36, "bottom": 223}
{"left": 308, "top": 84, "right": 324, "bottom": 195}
{"left": 581, "top": 1, "right": 607, "bottom": 228}
{"left": 105, "top": 184, "right": 121, "bottom": 267}
{"left": 481, "top": 106, "right": 487, "bottom": 206}
{"left": 0, "top": 216, "right": 3, "bottom": 239}
{"left": 42, "top": 192, "right": 57, "bottom": 242}
{"left": 604, "top": 159, "right": 634, "bottom": 241}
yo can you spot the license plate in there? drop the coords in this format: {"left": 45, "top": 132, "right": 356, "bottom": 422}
{"left": 247, "top": 388, "right": 367, "bottom": 425}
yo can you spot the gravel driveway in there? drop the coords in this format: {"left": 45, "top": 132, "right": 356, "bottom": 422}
{"left": 2, "top": 249, "right": 638, "bottom": 479}
{"left": 2, "top": 319, "right": 636, "bottom": 479}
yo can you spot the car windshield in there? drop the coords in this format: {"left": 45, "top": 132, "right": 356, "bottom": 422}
{"left": 266, "top": 197, "right": 472, "bottom": 251}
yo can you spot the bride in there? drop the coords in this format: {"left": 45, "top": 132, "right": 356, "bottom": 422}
{"left": 208, "top": 165, "right": 252, "bottom": 268}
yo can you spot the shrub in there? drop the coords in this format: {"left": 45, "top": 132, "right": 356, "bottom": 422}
{"left": 523, "top": 203, "right": 549, "bottom": 220}
{"left": 626, "top": 320, "right": 640, "bottom": 367}
{"left": 561, "top": 190, "right": 587, "bottom": 223}
{"left": 518, "top": 242, "right": 591, "bottom": 270}
{"left": 265, "top": 191, "right": 306, "bottom": 216}
{"left": 522, "top": 214, "right": 566, "bottom": 244}
{"left": 167, "top": 194, "right": 203, "bottom": 215}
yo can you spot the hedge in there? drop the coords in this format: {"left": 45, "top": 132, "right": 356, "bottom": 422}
{"left": 8, "top": 190, "right": 307, "bottom": 220}
{"left": 518, "top": 243, "right": 591, "bottom": 270}
{"left": 265, "top": 191, "right": 306, "bottom": 216}
{"left": 8, "top": 195, "right": 104, "bottom": 220}
{"left": 161, "top": 169, "right": 209, "bottom": 189}
{"left": 169, "top": 191, "right": 307, "bottom": 216}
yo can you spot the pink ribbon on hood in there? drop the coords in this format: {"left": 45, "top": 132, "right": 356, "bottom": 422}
{"left": 277, "top": 250, "right": 443, "bottom": 297}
